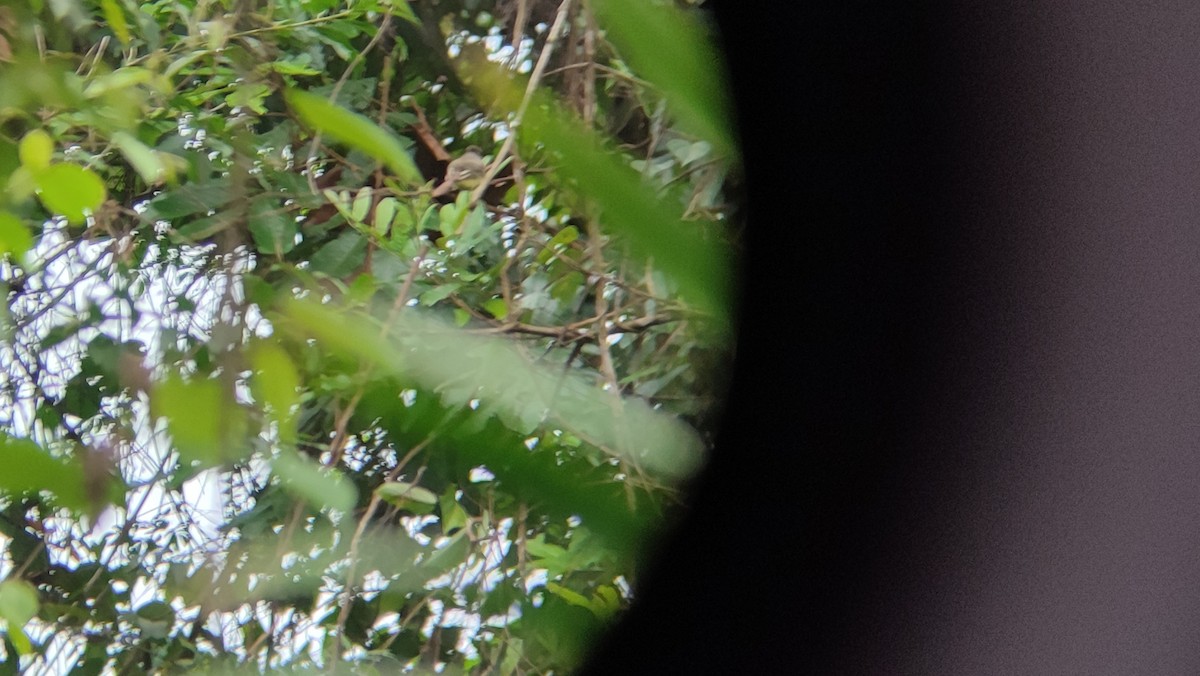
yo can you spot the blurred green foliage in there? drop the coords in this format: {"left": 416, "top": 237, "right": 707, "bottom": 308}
{"left": 0, "top": 0, "right": 738, "bottom": 672}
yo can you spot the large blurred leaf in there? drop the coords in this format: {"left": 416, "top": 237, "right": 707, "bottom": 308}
{"left": 0, "top": 579, "right": 38, "bottom": 656}
{"left": 282, "top": 298, "right": 704, "bottom": 479}
{"left": 473, "top": 64, "right": 731, "bottom": 322}
{"left": 0, "top": 433, "right": 87, "bottom": 511}
{"left": 152, "top": 373, "right": 246, "bottom": 468}
{"left": 285, "top": 88, "right": 422, "bottom": 186}
{"left": 18, "top": 129, "right": 53, "bottom": 171}
{"left": 0, "top": 211, "right": 33, "bottom": 259}
{"left": 33, "top": 163, "right": 107, "bottom": 224}
{"left": 591, "top": 0, "right": 735, "bottom": 157}
{"left": 249, "top": 339, "right": 301, "bottom": 443}
{"left": 271, "top": 449, "right": 356, "bottom": 513}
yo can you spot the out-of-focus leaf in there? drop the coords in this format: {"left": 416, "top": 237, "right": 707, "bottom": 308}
{"left": 144, "top": 181, "right": 234, "bottom": 219}
{"left": 18, "top": 129, "right": 53, "bottom": 171}
{"left": 439, "top": 486, "right": 468, "bottom": 533}
{"left": 272, "top": 450, "right": 356, "bottom": 513}
{"left": 309, "top": 230, "right": 366, "bottom": 277}
{"left": 249, "top": 340, "right": 300, "bottom": 443}
{"left": 536, "top": 225, "right": 579, "bottom": 265}
{"left": 381, "top": 0, "right": 417, "bottom": 23}
{"left": 0, "top": 433, "right": 87, "bottom": 511}
{"left": 111, "top": 131, "right": 166, "bottom": 184}
{"left": 282, "top": 299, "right": 705, "bottom": 480}
{"left": 248, "top": 200, "right": 297, "bottom": 255}
{"left": 228, "top": 82, "right": 270, "bottom": 114}
{"left": 33, "top": 163, "right": 107, "bottom": 224}
{"left": 377, "top": 481, "right": 438, "bottom": 507}
{"left": 285, "top": 88, "right": 422, "bottom": 186}
{"left": 83, "top": 66, "right": 153, "bottom": 98}
{"left": 152, "top": 373, "right": 240, "bottom": 467}
{"left": 100, "top": 0, "right": 131, "bottom": 45}
{"left": 0, "top": 211, "right": 33, "bottom": 259}
{"left": 473, "top": 64, "right": 730, "bottom": 323}
{"left": 591, "top": 0, "right": 734, "bottom": 157}
{"left": 0, "top": 579, "right": 38, "bottom": 655}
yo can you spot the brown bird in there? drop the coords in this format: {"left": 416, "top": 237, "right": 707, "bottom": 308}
{"left": 432, "top": 146, "right": 486, "bottom": 197}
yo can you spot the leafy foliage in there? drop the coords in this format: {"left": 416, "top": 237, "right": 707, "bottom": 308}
{"left": 0, "top": 0, "right": 736, "bottom": 672}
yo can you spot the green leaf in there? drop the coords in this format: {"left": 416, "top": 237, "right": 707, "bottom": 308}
{"left": 0, "top": 579, "right": 38, "bottom": 656}
{"left": 390, "top": 203, "right": 415, "bottom": 235}
{"left": 100, "top": 0, "right": 131, "bottom": 45}
{"left": 228, "top": 82, "right": 271, "bottom": 115}
{"left": 152, "top": 374, "right": 226, "bottom": 467}
{"left": 545, "top": 582, "right": 591, "bottom": 611}
{"left": 549, "top": 271, "right": 584, "bottom": 305}
{"left": 272, "top": 450, "right": 356, "bottom": 513}
{"left": 591, "top": 0, "right": 734, "bottom": 157}
{"left": 376, "top": 481, "right": 438, "bottom": 506}
{"left": 270, "top": 55, "right": 322, "bottom": 76}
{"left": 145, "top": 181, "right": 235, "bottom": 219}
{"left": 285, "top": 88, "right": 422, "bottom": 186}
{"left": 419, "top": 282, "right": 462, "bottom": 306}
{"left": 247, "top": 200, "right": 297, "bottom": 255}
{"left": 0, "top": 433, "right": 87, "bottom": 511}
{"left": 19, "top": 130, "right": 53, "bottom": 171}
{"left": 83, "top": 66, "right": 153, "bottom": 98}
{"left": 381, "top": 0, "right": 417, "bottom": 23}
{"left": 249, "top": 340, "right": 300, "bottom": 443}
{"left": 439, "top": 486, "right": 468, "bottom": 533}
{"left": 536, "top": 225, "right": 579, "bottom": 265}
{"left": 373, "top": 196, "right": 397, "bottom": 237}
{"left": 34, "top": 163, "right": 107, "bottom": 224}
{"left": 309, "top": 230, "right": 366, "bottom": 278}
{"left": 0, "top": 211, "right": 33, "bottom": 259}
{"left": 473, "top": 64, "right": 730, "bottom": 324}
{"left": 482, "top": 298, "right": 508, "bottom": 320}
{"left": 112, "top": 131, "right": 166, "bottom": 185}
{"left": 350, "top": 186, "right": 373, "bottom": 223}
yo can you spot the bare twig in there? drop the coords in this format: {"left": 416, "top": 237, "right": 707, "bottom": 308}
{"left": 469, "top": 0, "right": 575, "bottom": 206}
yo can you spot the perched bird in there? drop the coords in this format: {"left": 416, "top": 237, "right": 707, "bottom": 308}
{"left": 432, "top": 146, "right": 486, "bottom": 196}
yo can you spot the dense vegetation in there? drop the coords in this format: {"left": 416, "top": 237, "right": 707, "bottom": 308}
{"left": 0, "top": 0, "right": 737, "bottom": 671}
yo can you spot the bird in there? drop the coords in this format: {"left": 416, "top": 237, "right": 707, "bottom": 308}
{"left": 432, "top": 146, "right": 487, "bottom": 197}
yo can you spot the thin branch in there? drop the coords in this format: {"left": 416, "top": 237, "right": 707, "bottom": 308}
{"left": 469, "top": 0, "right": 575, "bottom": 206}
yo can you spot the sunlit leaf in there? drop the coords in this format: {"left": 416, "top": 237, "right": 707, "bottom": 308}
{"left": 536, "top": 225, "right": 579, "bottom": 265}
{"left": 100, "top": 0, "right": 131, "bottom": 45}
{"left": 34, "top": 163, "right": 107, "bottom": 224}
{"left": 18, "top": 129, "right": 53, "bottom": 171}
{"left": 482, "top": 297, "right": 508, "bottom": 320}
